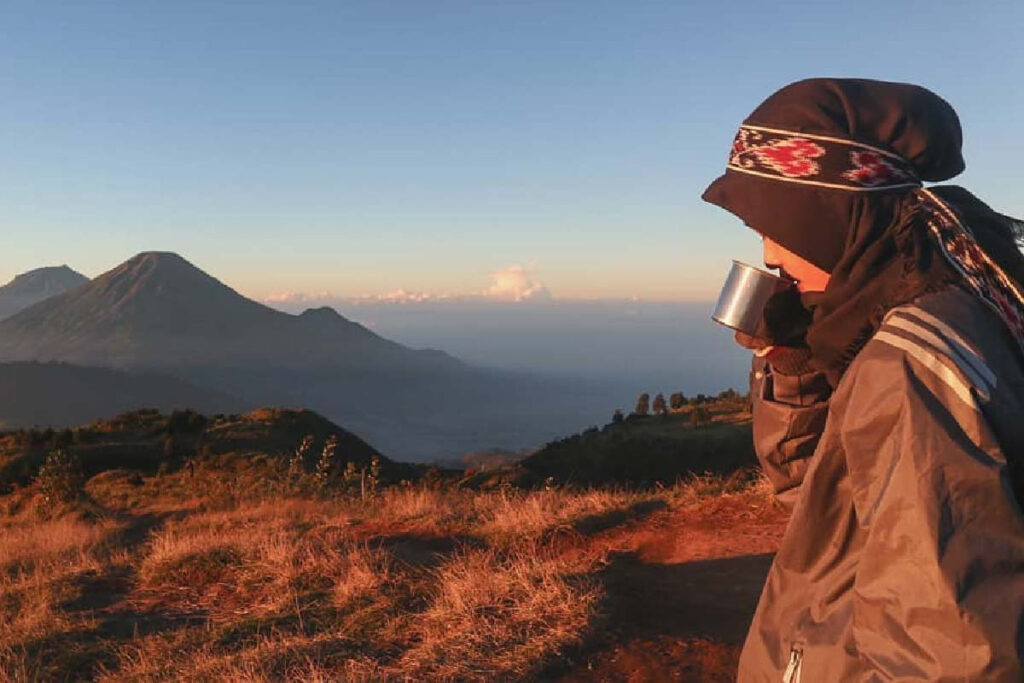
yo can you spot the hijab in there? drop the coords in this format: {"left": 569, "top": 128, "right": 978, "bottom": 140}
{"left": 702, "top": 78, "right": 1024, "bottom": 384}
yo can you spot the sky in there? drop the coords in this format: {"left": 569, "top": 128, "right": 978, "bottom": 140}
{"left": 2, "top": 0, "right": 1022, "bottom": 302}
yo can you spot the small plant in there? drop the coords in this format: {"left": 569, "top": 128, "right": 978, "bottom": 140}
{"left": 37, "top": 448, "right": 85, "bottom": 507}
{"left": 342, "top": 459, "right": 360, "bottom": 492}
{"left": 363, "top": 454, "right": 382, "bottom": 499}
{"left": 288, "top": 435, "right": 314, "bottom": 480}
{"left": 314, "top": 435, "right": 339, "bottom": 490}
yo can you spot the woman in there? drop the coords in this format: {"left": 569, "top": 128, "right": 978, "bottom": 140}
{"left": 702, "top": 79, "right": 1024, "bottom": 681}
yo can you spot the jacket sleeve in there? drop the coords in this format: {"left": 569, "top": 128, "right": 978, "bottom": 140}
{"left": 749, "top": 355, "right": 831, "bottom": 510}
{"left": 842, "top": 356, "right": 1024, "bottom": 681}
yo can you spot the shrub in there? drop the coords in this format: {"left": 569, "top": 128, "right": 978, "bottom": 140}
{"left": 37, "top": 448, "right": 85, "bottom": 507}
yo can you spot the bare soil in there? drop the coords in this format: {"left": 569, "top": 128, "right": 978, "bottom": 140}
{"left": 554, "top": 493, "right": 789, "bottom": 681}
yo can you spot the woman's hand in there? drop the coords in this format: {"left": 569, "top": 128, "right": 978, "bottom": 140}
{"left": 734, "top": 289, "right": 815, "bottom": 375}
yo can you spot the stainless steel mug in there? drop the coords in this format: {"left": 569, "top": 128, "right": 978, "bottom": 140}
{"left": 711, "top": 261, "right": 795, "bottom": 335}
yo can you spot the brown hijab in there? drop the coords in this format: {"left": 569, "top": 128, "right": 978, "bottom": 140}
{"left": 702, "top": 78, "right": 1024, "bottom": 384}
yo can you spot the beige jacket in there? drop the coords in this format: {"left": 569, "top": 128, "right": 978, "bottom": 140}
{"left": 741, "top": 286, "right": 1024, "bottom": 682}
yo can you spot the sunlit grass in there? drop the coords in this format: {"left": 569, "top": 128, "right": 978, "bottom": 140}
{"left": 0, "top": 465, "right": 775, "bottom": 681}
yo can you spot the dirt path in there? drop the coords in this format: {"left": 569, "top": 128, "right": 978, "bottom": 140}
{"left": 555, "top": 494, "right": 790, "bottom": 682}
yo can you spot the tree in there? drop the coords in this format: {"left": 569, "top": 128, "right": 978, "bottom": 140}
{"left": 691, "top": 406, "right": 713, "bottom": 428}
{"left": 652, "top": 393, "right": 667, "bottom": 417}
{"left": 670, "top": 392, "right": 685, "bottom": 411}
{"left": 634, "top": 393, "right": 650, "bottom": 416}
{"left": 167, "top": 409, "right": 207, "bottom": 435}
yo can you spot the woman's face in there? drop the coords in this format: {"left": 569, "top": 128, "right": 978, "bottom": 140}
{"left": 762, "top": 237, "right": 831, "bottom": 293}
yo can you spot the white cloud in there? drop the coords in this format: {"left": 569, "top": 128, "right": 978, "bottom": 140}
{"left": 257, "top": 264, "right": 551, "bottom": 310}
{"left": 372, "top": 289, "right": 453, "bottom": 304}
{"left": 262, "top": 290, "right": 333, "bottom": 305}
{"left": 483, "top": 265, "right": 551, "bottom": 302}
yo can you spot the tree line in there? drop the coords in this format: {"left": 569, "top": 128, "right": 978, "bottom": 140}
{"left": 610, "top": 388, "right": 746, "bottom": 427}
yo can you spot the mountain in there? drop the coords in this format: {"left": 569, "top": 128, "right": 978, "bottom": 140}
{"left": 0, "top": 252, "right": 459, "bottom": 372}
{"left": 0, "top": 252, "right": 619, "bottom": 461}
{"left": 0, "top": 265, "right": 89, "bottom": 320}
{"left": 0, "top": 361, "right": 246, "bottom": 429}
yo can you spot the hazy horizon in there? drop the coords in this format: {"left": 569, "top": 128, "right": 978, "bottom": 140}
{"left": 265, "top": 296, "right": 749, "bottom": 397}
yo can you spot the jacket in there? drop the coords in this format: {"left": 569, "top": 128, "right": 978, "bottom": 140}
{"left": 739, "top": 286, "right": 1024, "bottom": 682}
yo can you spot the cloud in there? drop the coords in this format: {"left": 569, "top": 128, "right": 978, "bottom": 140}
{"left": 484, "top": 265, "right": 551, "bottom": 302}
{"left": 372, "top": 289, "right": 452, "bottom": 304}
{"left": 262, "top": 290, "right": 333, "bottom": 305}
{"left": 258, "top": 264, "right": 551, "bottom": 310}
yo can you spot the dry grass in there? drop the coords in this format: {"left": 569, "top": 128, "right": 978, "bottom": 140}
{"left": 0, "top": 468, "right": 776, "bottom": 681}
{"left": 0, "top": 511, "right": 125, "bottom": 680}
{"left": 393, "top": 546, "right": 598, "bottom": 679}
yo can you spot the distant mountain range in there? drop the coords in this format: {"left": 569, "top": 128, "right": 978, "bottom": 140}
{"left": 0, "top": 265, "right": 88, "bottom": 320}
{"left": 0, "top": 253, "right": 614, "bottom": 461}
{"left": 0, "top": 252, "right": 457, "bottom": 372}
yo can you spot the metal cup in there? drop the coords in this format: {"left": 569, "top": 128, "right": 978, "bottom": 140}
{"left": 711, "top": 261, "right": 795, "bottom": 335}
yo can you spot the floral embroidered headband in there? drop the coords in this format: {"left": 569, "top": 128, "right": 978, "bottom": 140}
{"left": 728, "top": 124, "right": 922, "bottom": 191}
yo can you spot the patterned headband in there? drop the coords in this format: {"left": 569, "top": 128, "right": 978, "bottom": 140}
{"left": 728, "top": 124, "right": 922, "bottom": 191}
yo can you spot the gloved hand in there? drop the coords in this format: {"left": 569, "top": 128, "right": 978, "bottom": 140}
{"left": 734, "top": 288, "right": 815, "bottom": 376}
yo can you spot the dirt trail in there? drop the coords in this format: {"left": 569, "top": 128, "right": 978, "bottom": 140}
{"left": 556, "top": 495, "right": 790, "bottom": 682}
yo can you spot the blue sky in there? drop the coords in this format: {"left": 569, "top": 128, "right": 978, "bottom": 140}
{"left": 2, "top": 0, "right": 1022, "bottom": 301}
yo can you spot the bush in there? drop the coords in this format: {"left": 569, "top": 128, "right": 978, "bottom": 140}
{"left": 37, "top": 448, "right": 85, "bottom": 507}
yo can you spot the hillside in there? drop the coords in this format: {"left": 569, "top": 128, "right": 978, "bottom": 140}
{"left": 462, "top": 394, "right": 756, "bottom": 488}
{"left": 0, "top": 362, "right": 245, "bottom": 431}
{"left": 0, "top": 460, "right": 784, "bottom": 681}
{"left": 0, "top": 265, "right": 89, "bottom": 320}
{"left": 0, "top": 406, "right": 414, "bottom": 489}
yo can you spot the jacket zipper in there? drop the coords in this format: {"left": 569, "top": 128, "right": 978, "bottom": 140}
{"left": 782, "top": 647, "right": 803, "bottom": 683}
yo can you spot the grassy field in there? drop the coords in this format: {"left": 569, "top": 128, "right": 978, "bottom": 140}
{"left": 0, "top": 458, "right": 783, "bottom": 682}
